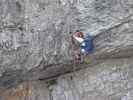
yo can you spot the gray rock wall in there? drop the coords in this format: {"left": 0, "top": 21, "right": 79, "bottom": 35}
{"left": 1, "top": 58, "right": 133, "bottom": 100}
{"left": 0, "top": 0, "right": 133, "bottom": 99}
{"left": 0, "top": 0, "right": 77, "bottom": 90}
{"left": 49, "top": 58, "right": 133, "bottom": 100}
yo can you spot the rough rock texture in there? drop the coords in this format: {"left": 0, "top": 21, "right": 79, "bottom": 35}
{"left": 0, "top": 0, "right": 133, "bottom": 98}
{"left": 1, "top": 81, "right": 50, "bottom": 100}
{"left": 1, "top": 58, "right": 133, "bottom": 100}
{"left": 0, "top": 0, "right": 78, "bottom": 90}
{"left": 50, "top": 58, "right": 133, "bottom": 100}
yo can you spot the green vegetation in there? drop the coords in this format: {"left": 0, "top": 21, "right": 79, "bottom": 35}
{"left": 47, "top": 79, "right": 57, "bottom": 87}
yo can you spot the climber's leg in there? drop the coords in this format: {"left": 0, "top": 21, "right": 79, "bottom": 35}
{"left": 74, "top": 49, "right": 82, "bottom": 64}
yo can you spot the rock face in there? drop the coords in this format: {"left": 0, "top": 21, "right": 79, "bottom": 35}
{"left": 50, "top": 58, "right": 133, "bottom": 100}
{"left": 1, "top": 81, "right": 50, "bottom": 100}
{"left": 0, "top": 0, "right": 76, "bottom": 90}
{"left": 0, "top": 0, "right": 133, "bottom": 99}
{"left": 1, "top": 58, "right": 133, "bottom": 100}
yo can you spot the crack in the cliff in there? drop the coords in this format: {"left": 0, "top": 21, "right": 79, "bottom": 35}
{"left": 28, "top": 16, "right": 133, "bottom": 80}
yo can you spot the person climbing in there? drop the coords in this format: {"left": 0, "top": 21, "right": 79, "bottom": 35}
{"left": 72, "top": 30, "right": 94, "bottom": 63}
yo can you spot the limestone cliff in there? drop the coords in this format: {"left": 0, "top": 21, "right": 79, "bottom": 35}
{"left": 0, "top": 0, "right": 133, "bottom": 100}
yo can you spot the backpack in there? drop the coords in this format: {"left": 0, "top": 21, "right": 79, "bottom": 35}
{"left": 80, "top": 34, "right": 94, "bottom": 53}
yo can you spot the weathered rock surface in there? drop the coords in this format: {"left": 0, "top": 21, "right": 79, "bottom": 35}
{"left": 1, "top": 58, "right": 133, "bottom": 100}
{"left": 1, "top": 81, "right": 50, "bottom": 100}
{"left": 49, "top": 58, "right": 133, "bottom": 100}
{"left": 0, "top": 0, "right": 133, "bottom": 96}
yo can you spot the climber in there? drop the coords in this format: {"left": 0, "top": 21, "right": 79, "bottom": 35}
{"left": 73, "top": 30, "right": 93, "bottom": 53}
{"left": 72, "top": 30, "right": 94, "bottom": 63}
